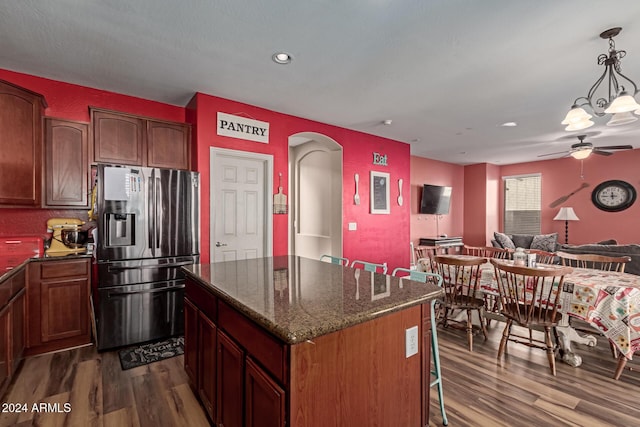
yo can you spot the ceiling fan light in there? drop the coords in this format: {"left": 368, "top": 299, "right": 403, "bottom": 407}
{"left": 570, "top": 148, "right": 593, "bottom": 160}
{"left": 561, "top": 106, "right": 592, "bottom": 125}
{"left": 606, "top": 111, "right": 638, "bottom": 126}
{"left": 604, "top": 92, "right": 640, "bottom": 114}
{"left": 565, "top": 119, "right": 594, "bottom": 131}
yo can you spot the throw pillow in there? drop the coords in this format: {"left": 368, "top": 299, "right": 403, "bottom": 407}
{"left": 511, "top": 234, "right": 534, "bottom": 249}
{"left": 530, "top": 233, "right": 558, "bottom": 252}
{"left": 494, "top": 232, "right": 515, "bottom": 249}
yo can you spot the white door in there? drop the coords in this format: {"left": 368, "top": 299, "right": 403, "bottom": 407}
{"left": 290, "top": 140, "right": 342, "bottom": 260}
{"left": 210, "top": 148, "right": 273, "bottom": 262}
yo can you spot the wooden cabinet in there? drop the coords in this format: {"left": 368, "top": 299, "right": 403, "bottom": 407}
{"left": 198, "top": 311, "right": 216, "bottom": 420}
{"left": 0, "top": 79, "right": 46, "bottom": 206}
{"left": 44, "top": 117, "right": 89, "bottom": 207}
{"left": 26, "top": 258, "right": 91, "bottom": 355}
{"left": 245, "top": 357, "right": 286, "bottom": 427}
{"left": 183, "top": 297, "right": 199, "bottom": 386}
{"left": 0, "top": 267, "right": 27, "bottom": 398}
{"left": 91, "top": 107, "right": 191, "bottom": 170}
{"left": 185, "top": 288, "right": 285, "bottom": 427}
{"left": 217, "top": 330, "right": 244, "bottom": 427}
{"left": 147, "top": 120, "right": 190, "bottom": 170}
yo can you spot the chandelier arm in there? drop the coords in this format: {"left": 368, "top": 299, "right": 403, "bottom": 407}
{"left": 585, "top": 68, "right": 609, "bottom": 117}
{"left": 614, "top": 69, "right": 640, "bottom": 96}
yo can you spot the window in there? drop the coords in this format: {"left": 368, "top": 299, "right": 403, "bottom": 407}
{"left": 503, "top": 174, "right": 541, "bottom": 235}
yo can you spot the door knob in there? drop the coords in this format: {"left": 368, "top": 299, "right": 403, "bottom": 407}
{"left": 215, "top": 242, "right": 227, "bottom": 247}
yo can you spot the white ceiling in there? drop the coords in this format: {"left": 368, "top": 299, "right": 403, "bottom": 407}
{"left": 2, "top": 0, "right": 640, "bottom": 165}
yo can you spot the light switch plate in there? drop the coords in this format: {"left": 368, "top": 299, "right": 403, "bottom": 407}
{"left": 348, "top": 222, "right": 357, "bottom": 231}
{"left": 405, "top": 326, "right": 418, "bottom": 358}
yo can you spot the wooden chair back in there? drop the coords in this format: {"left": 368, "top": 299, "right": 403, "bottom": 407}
{"left": 433, "top": 255, "right": 487, "bottom": 306}
{"left": 350, "top": 259, "right": 388, "bottom": 274}
{"left": 556, "top": 251, "right": 631, "bottom": 272}
{"left": 320, "top": 254, "right": 349, "bottom": 266}
{"left": 414, "top": 245, "right": 444, "bottom": 272}
{"left": 527, "top": 249, "right": 556, "bottom": 265}
{"left": 490, "top": 259, "right": 573, "bottom": 327}
{"left": 463, "top": 245, "right": 510, "bottom": 259}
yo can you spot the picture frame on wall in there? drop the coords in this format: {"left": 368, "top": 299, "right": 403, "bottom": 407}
{"left": 370, "top": 171, "right": 390, "bottom": 214}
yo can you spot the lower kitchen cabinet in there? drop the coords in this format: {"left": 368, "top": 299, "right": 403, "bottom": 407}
{"left": 0, "top": 267, "right": 27, "bottom": 398}
{"left": 245, "top": 357, "right": 286, "bottom": 427}
{"left": 184, "top": 289, "right": 285, "bottom": 427}
{"left": 26, "top": 258, "right": 91, "bottom": 355}
{"left": 198, "top": 310, "right": 216, "bottom": 420}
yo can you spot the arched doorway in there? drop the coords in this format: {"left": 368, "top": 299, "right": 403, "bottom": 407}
{"left": 289, "top": 132, "right": 343, "bottom": 260}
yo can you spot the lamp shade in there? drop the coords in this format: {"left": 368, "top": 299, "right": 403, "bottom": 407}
{"left": 604, "top": 92, "right": 640, "bottom": 114}
{"left": 570, "top": 148, "right": 593, "bottom": 159}
{"left": 606, "top": 111, "right": 639, "bottom": 126}
{"left": 553, "top": 207, "right": 580, "bottom": 221}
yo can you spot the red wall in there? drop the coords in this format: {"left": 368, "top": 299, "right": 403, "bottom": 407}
{"left": 190, "top": 93, "right": 412, "bottom": 270}
{"left": 410, "top": 157, "right": 465, "bottom": 245}
{"left": 498, "top": 150, "right": 640, "bottom": 245}
{"left": 0, "top": 69, "right": 187, "bottom": 237}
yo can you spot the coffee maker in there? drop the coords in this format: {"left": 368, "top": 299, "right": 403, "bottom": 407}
{"left": 46, "top": 218, "right": 87, "bottom": 256}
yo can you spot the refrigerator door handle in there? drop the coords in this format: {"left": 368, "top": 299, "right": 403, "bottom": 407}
{"left": 107, "top": 284, "right": 185, "bottom": 297}
{"left": 148, "top": 170, "right": 155, "bottom": 255}
{"left": 155, "top": 175, "right": 161, "bottom": 249}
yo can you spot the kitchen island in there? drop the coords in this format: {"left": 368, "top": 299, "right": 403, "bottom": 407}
{"left": 182, "top": 255, "right": 443, "bottom": 427}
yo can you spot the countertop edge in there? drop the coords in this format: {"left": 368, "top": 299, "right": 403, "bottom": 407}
{"left": 183, "top": 267, "right": 444, "bottom": 345}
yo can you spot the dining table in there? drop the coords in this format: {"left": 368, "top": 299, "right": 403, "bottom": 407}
{"left": 433, "top": 254, "right": 640, "bottom": 369}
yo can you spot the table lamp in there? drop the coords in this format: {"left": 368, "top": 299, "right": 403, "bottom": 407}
{"left": 553, "top": 207, "right": 579, "bottom": 244}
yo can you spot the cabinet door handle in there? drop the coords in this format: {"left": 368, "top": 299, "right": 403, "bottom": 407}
{"left": 215, "top": 242, "right": 227, "bottom": 247}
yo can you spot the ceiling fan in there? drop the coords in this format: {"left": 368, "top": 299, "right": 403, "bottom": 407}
{"left": 538, "top": 135, "right": 633, "bottom": 160}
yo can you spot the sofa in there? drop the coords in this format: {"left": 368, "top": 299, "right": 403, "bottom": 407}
{"left": 492, "top": 232, "right": 640, "bottom": 276}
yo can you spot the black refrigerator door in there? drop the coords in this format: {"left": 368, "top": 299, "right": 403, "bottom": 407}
{"left": 96, "top": 281, "right": 184, "bottom": 351}
{"left": 96, "top": 166, "right": 199, "bottom": 262}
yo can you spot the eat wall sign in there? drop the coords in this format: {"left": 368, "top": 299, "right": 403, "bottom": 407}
{"left": 373, "top": 152, "right": 388, "bottom": 166}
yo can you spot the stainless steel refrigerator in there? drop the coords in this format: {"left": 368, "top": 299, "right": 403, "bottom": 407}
{"left": 94, "top": 164, "right": 199, "bottom": 350}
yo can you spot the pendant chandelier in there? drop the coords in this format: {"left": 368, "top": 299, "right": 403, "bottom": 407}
{"left": 562, "top": 27, "right": 640, "bottom": 131}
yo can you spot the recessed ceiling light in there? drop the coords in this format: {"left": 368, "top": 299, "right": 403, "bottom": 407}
{"left": 272, "top": 52, "right": 292, "bottom": 64}
{"left": 501, "top": 122, "right": 517, "bottom": 127}
{"left": 383, "top": 119, "right": 392, "bottom": 125}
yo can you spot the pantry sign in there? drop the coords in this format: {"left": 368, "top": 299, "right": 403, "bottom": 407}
{"left": 217, "top": 112, "right": 270, "bottom": 144}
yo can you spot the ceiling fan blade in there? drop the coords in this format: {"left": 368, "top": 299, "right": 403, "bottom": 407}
{"left": 537, "top": 151, "right": 568, "bottom": 157}
{"left": 592, "top": 149, "right": 613, "bottom": 156}
{"left": 593, "top": 145, "right": 633, "bottom": 150}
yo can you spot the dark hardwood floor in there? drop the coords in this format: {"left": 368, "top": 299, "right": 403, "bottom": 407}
{"left": 0, "top": 321, "right": 638, "bottom": 427}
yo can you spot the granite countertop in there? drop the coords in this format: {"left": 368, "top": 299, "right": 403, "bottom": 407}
{"left": 183, "top": 255, "right": 444, "bottom": 344}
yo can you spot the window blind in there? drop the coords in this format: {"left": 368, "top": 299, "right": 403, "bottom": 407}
{"left": 503, "top": 174, "right": 541, "bottom": 235}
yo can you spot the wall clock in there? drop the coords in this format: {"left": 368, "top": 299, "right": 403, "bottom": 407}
{"left": 591, "top": 180, "right": 637, "bottom": 212}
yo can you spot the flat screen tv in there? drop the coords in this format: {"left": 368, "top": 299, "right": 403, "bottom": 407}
{"left": 420, "top": 184, "right": 452, "bottom": 215}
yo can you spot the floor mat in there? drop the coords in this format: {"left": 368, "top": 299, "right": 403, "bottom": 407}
{"left": 118, "top": 336, "right": 184, "bottom": 370}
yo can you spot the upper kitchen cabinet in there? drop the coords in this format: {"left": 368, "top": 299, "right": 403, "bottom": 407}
{"left": 44, "top": 118, "right": 89, "bottom": 208}
{"left": 92, "top": 109, "right": 144, "bottom": 166}
{"left": 0, "top": 79, "right": 47, "bottom": 206}
{"left": 91, "top": 107, "right": 191, "bottom": 170}
{"left": 146, "top": 120, "right": 191, "bottom": 170}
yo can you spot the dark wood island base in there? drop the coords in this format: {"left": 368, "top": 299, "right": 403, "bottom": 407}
{"left": 183, "top": 256, "right": 443, "bottom": 427}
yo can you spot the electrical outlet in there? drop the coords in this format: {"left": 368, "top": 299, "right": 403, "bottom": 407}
{"left": 348, "top": 222, "right": 357, "bottom": 231}
{"left": 405, "top": 326, "right": 418, "bottom": 358}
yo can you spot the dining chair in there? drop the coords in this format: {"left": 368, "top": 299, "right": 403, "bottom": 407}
{"left": 319, "top": 254, "right": 349, "bottom": 266}
{"left": 350, "top": 259, "right": 387, "bottom": 274}
{"left": 556, "top": 251, "right": 631, "bottom": 272}
{"left": 391, "top": 268, "right": 448, "bottom": 425}
{"left": 414, "top": 245, "right": 445, "bottom": 273}
{"left": 527, "top": 249, "right": 556, "bottom": 265}
{"left": 490, "top": 259, "right": 573, "bottom": 376}
{"left": 433, "top": 255, "right": 489, "bottom": 352}
{"left": 556, "top": 251, "right": 632, "bottom": 359}
{"left": 463, "top": 245, "right": 510, "bottom": 259}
